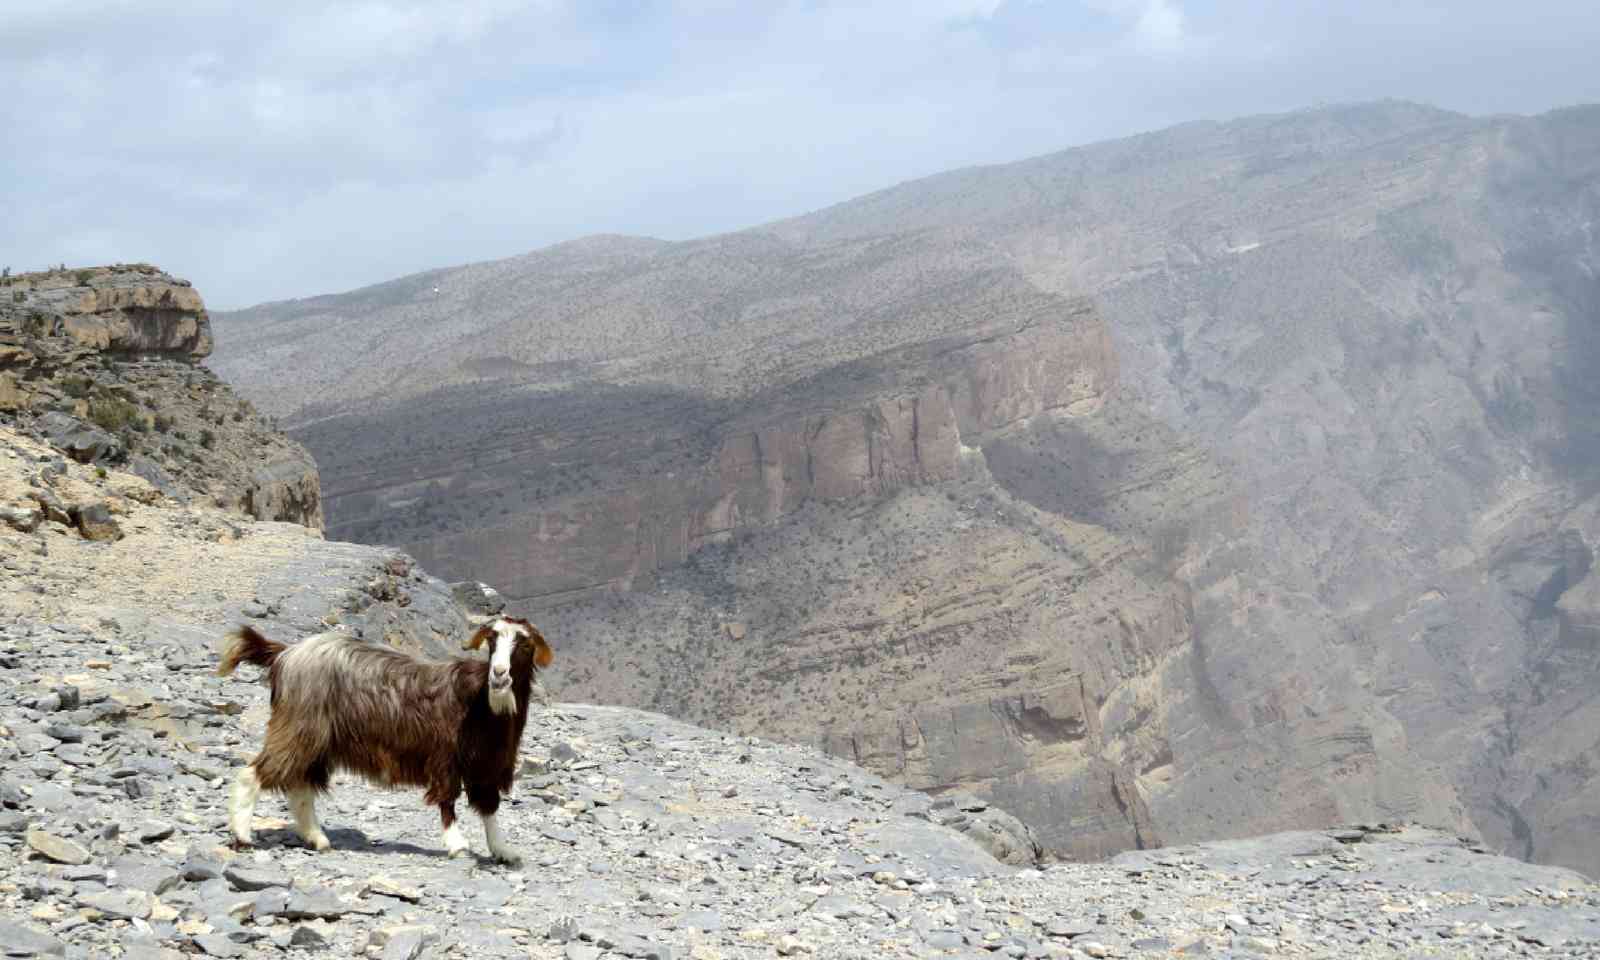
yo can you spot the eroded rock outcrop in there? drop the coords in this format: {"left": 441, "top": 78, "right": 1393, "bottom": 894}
{"left": 0, "top": 425, "right": 468, "bottom": 660}
{"left": 1, "top": 265, "right": 321, "bottom": 530}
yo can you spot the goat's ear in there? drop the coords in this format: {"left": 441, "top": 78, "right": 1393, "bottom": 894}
{"left": 531, "top": 631, "right": 554, "bottom": 668}
{"left": 466, "top": 623, "right": 496, "bottom": 650}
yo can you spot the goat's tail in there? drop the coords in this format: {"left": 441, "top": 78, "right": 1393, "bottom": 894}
{"left": 217, "top": 624, "right": 287, "bottom": 677}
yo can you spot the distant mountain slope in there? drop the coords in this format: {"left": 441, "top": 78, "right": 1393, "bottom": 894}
{"left": 211, "top": 101, "right": 1600, "bottom": 876}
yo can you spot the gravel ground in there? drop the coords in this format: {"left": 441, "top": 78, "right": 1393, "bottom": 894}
{"left": 1, "top": 618, "right": 1597, "bottom": 960}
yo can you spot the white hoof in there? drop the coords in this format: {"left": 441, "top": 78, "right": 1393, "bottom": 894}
{"left": 443, "top": 822, "right": 469, "bottom": 858}
{"left": 482, "top": 813, "right": 520, "bottom": 867}
{"left": 306, "top": 831, "right": 332, "bottom": 852}
{"left": 494, "top": 848, "right": 523, "bottom": 868}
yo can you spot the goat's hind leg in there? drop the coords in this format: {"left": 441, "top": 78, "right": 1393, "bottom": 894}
{"left": 288, "top": 788, "right": 332, "bottom": 851}
{"left": 228, "top": 764, "right": 262, "bottom": 847}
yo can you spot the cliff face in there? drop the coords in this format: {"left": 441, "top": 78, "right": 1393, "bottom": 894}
{"left": 369, "top": 300, "right": 1113, "bottom": 603}
{"left": 211, "top": 102, "right": 1600, "bottom": 876}
{"left": 1, "top": 264, "right": 321, "bottom": 530}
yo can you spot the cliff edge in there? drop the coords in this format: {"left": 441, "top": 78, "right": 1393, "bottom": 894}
{"left": 2, "top": 264, "right": 321, "bottom": 529}
{"left": 1, "top": 419, "right": 1597, "bottom": 958}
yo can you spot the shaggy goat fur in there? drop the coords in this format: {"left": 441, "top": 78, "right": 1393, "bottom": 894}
{"left": 217, "top": 617, "right": 553, "bottom": 863}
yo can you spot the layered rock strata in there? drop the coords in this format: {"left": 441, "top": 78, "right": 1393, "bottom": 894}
{"left": 2, "top": 265, "right": 321, "bottom": 529}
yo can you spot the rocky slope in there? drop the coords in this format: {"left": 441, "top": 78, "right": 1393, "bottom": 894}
{"left": 210, "top": 101, "right": 1600, "bottom": 876}
{"left": 3, "top": 265, "right": 320, "bottom": 529}
{"left": 3, "top": 423, "right": 1600, "bottom": 959}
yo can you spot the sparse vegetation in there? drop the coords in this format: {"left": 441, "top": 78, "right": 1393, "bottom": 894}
{"left": 74, "top": 269, "right": 94, "bottom": 285}
{"left": 59, "top": 375, "right": 96, "bottom": 399}
{"left": 200, "top": 429, "right": 216, "bottom": 449}
{"left": 87, "top": 396, "right": 141, "bottom": 432}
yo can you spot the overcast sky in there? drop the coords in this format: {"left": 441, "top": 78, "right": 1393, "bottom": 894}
{"left": 3, "top": 1, "right": 1597, "bottom": 309}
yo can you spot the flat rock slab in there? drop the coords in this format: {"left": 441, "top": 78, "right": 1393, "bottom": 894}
{"left": 23, "top": 829, "right": 90, "bottom": 865}
{"left": 275, "top": 890, "right": 376, "bottom": 921}
{"left": 223, "top": 864, "right": 291, "bottom": 891}
{"left": 1110, "top": 826, "right": 1596, "bottom": 898}
{"left": 191, "top": 935, "right": 248, "bottom": 958}
{"left": 0, "top": 921, "right": 66, "bottom": 957}
{"left": 79, "top": 888, "right": 154, "bottom": 920}
{"left": 112, "top": 855, "right": 182, "bottom": 894}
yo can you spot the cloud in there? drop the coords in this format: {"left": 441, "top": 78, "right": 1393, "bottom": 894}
{"left": 2, "top": 1, "right": 1598, "bottom": 307}
{"left": 1134, "top": 0, "right": 1186, "bottom": 53}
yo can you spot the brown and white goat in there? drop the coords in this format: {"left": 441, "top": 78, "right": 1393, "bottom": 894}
{"left": 216, "top": 616, "right": 553, "bottom": 864}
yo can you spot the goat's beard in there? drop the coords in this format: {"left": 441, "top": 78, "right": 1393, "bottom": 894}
{"left": 488, "top": 685, "right": 517, "bottom": 716}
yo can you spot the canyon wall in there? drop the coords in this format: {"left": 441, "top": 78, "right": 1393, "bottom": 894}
{"left": 211, "top": 102, "right": 1600, "bottom": 875}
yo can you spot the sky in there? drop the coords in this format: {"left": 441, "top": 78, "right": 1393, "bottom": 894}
{"left": 3, "top": 1, "right": 1598, "bottom": 309}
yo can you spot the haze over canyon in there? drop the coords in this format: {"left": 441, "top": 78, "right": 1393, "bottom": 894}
{"left": 210, "top": 100, "right": 1600, "bottom": 877}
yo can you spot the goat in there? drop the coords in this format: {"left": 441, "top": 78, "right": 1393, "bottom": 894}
{"left": 215, "top": 616, "right": 553, "bottom": 864}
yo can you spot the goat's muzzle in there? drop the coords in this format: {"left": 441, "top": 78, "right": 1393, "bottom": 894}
{"left": 487, "top": 670, "right": 517, "bottom": 715}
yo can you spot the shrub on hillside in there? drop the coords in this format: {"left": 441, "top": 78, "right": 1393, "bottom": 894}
{"left": 88, "top": 396, "right": 141, "bottom": 433}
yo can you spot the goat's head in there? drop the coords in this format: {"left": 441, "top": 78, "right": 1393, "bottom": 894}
{"left": 466, "top": 616, "right": 554, "bottom": 716}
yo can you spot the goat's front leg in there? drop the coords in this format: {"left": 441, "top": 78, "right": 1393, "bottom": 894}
{"left": 481, "top": 812, "right": 521, "bottom": 867}
{"left": 467, "top": 784, "right": 520, "bottom": 866}
{"left": 438, "top": 801, "right": 470, "bottom": 858}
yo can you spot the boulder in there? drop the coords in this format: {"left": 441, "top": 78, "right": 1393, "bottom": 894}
{"left": 931, "top": 793, "right": 1043, "bottom": 866}
{"left": 0, "top": 503, "right": 42, "bottom": 533}
{"left": 125, "top": 455, "right": 183, "bottom": 501}
{"left": 240, "top": 458, "right": 322, "bottom": 529}
{"left": 73, "top": 502, "right": 122, "bottom": 541}
{"left": 36, "top": 411, "right": 123, "bottom": 465}
{"left": 450, "top": 580, "right": 507, "bottom": 619}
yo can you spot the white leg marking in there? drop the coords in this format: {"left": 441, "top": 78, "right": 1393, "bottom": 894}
{"left": 229, "top": 766, "right": 261, "bottom": 845}
{"left": 482, "top": 813, "right": 521, "bottom": 867}
{"left": 443, "top": 822, "right": 469, "bottom": 858}
{"left": 288, "top": 789, "right": 331, "bottom": 851}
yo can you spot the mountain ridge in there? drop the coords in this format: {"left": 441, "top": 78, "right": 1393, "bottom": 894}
{"left": 208, "top": 99, "right": 1600, "bottom": 877}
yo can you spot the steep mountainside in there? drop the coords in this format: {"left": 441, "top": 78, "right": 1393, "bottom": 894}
{"left": 211, "top": 101, "right": 1600, "bottom": 875}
